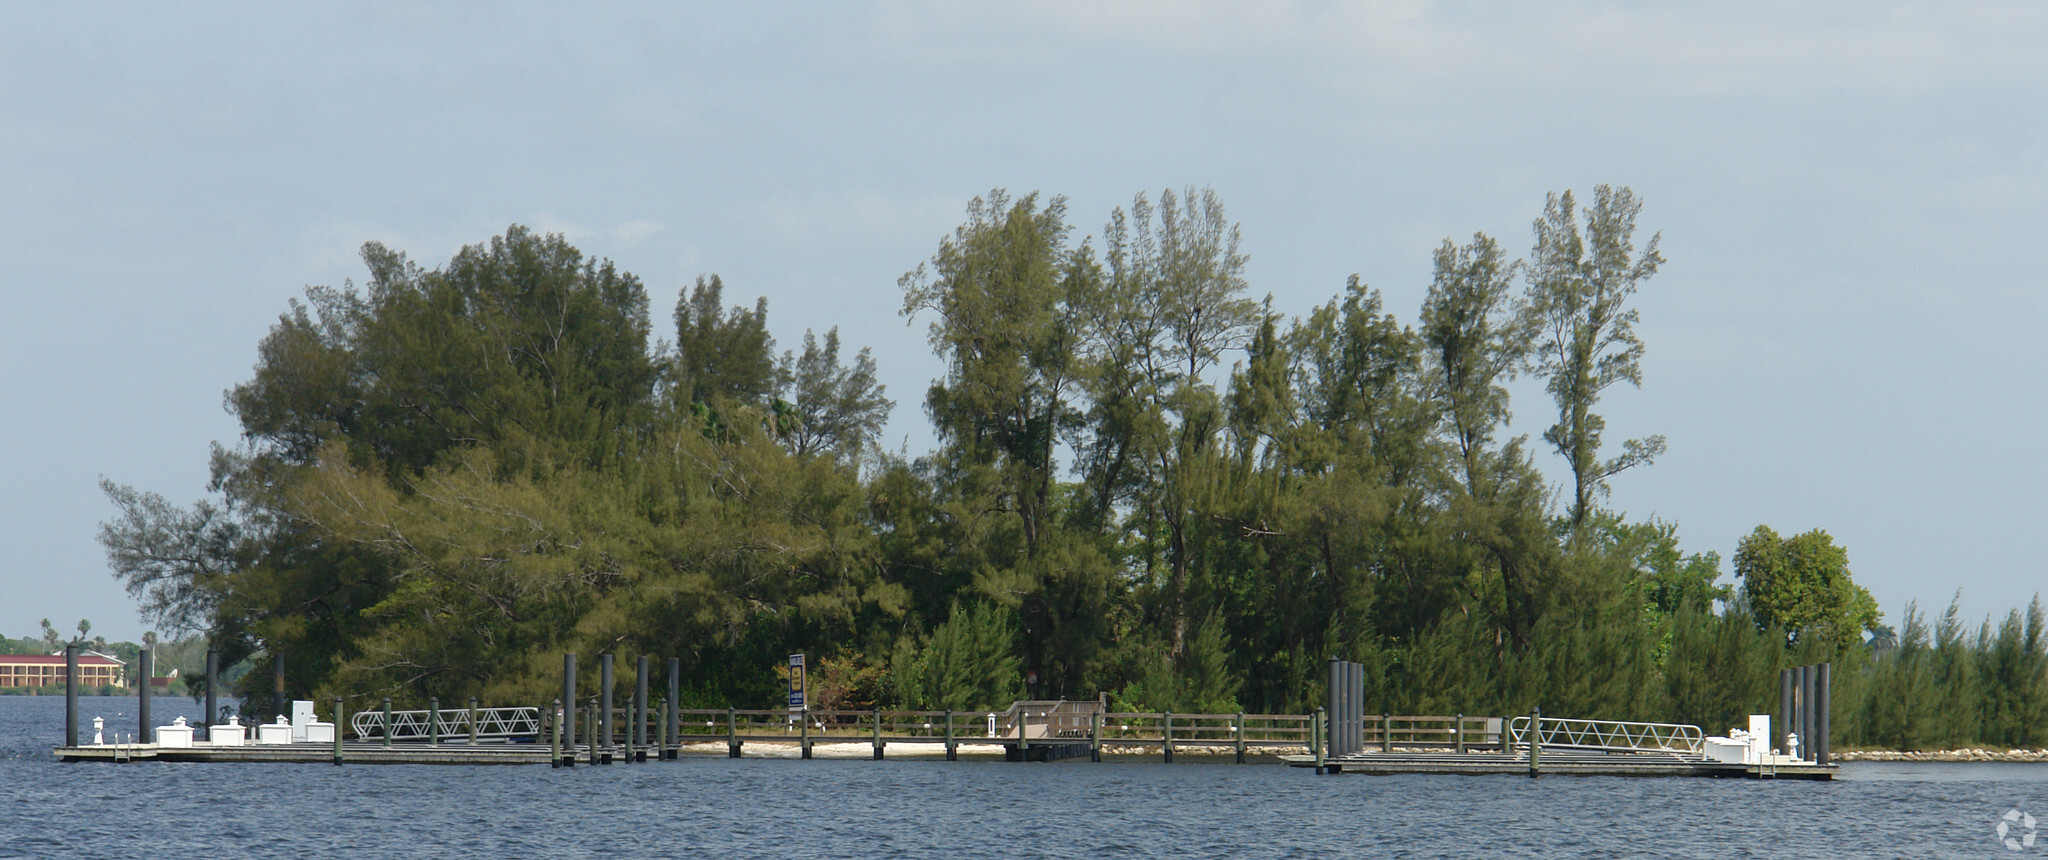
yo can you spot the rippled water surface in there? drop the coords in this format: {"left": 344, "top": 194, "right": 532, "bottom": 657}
{"left": 5, "top": 696, "right": 2046, "bottom": 858}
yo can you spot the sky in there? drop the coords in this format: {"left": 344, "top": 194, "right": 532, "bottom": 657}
{"left": 4, "top": 2, "right": 2045, "bottom": 645}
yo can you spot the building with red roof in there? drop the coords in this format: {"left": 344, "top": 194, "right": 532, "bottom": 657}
{"left": 1, "top": 652, "right": 125, "bottom": 688}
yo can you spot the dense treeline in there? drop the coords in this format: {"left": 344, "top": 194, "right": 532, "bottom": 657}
{"left": 101, "top": 189, "right": 2048, "bottom": 749}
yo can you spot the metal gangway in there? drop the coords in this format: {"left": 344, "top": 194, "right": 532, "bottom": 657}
{"left": 350, "top": 706, "right": 541, "bottom": 742}
{"left": 995, "top": 699, "right": 1104, "bottom": 739}
{"left": 1505, "top": 716, "right": 1704, "bottom": 756}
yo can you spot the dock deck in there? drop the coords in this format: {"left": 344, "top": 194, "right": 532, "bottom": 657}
{"left": 55, "top": 741, "right": 552, "bottom": 765}
{"left": 1286, "top": 749, "right": 1838, "bottom": 779}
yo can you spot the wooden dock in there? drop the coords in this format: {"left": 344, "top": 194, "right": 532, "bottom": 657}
{"left": 54, "top": 698, "right": 1836, "bottom": 780}
{"left": 1287, "top": 750, "right": 1838, "bottom": 780}
{"left": 55, "top": 703, "right": 1318, "bottom": 766}
{"left": 55, "top": 741, "right": 551, "bottom": 765}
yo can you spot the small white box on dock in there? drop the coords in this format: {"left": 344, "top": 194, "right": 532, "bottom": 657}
{"left": 1747, "top": 715, "right": 1771, "bottom": 764}
{"left": 304, "top": 721, "right": 335, "bottom": 744}
{"left": 156, "top": 717, "right": 194, "bottom": 748}
{"left": 1703, "top": 737, "right": 1748, "bottom": 763}
{"left": 210, "top": 717, "right": 246, "bottom": 746}
{"left": 257, "top": 716, "right": 294, "bottom": 744}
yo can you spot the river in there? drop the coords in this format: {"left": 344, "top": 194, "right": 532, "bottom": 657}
{"left": 3, "top": 695, "right": 2043, "bottom": 858}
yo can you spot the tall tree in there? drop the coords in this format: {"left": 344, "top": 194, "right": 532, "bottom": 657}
{"left": 900, "top": 190, "right": 1112, "bottom": 696}
{"left": 1524, "top": 185, "right": 1665, "bottom": 534}
{"left": 902, "top": 189, "right": 1091, "bottom": 558}
{"left": 1419, "top": 232, "right": 1528, "bottom": 497}
{"left": 1092, "top": 186, "right": 1258, "bottom": 656}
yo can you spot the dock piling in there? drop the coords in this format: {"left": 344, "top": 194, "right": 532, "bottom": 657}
{"left": 273, "top": 653, "right": 286, "bottom": 723}
{"left": 1381, "top": 713, "right": 1392, "bottom": 753}
{"left": 1799, "top": 665, "right": 1813, "bottom": 763}
{"left": 64, "top": 644, "right": 78, "bottom": 747}
{"left": 667, "top": 657, "right": 680, "bottom": 759}
{"left": 1162, "top": 712, "right": 1173, "bottom": 764}
{"left": 1088, "top": 711, "right": 1100, "bottom": 763}
{"left": 205, "top": 647, "right": 219, "bottom": 739}
{"left": 429, "top": 697, "right": 440, "bottom": 745}
{"left": 137, "top": 647, "right": 152, "bottom": 747}
{"left": 382, "top": 698, "right": 393, "bottom": 748}
{"left": 727, "top": 706, "right": 740, "bottom": 758}
{"left": 1313, "top": 708, "right": 1326, "bottom": 774}
{"left": 800, "top": 707, "right": 812, "bottom": 759}
{"left": 635, "top": 655, "right": 650, "bottom": 762}
{"left": 562, "top": 653, "right": 578, "bottom": 760}
{"left": 871, "top": 706, "right": 884, "bottom": 760}
{"left": 468, "top": 697, "right": 480, "bottom": 744}
{"left": 1455, "top": 712, "right": 1464, "bottom": 754}
{"left": 1778, "top": 668, "right": 1792, "bottom": 755}
{"left": 945, "top": 709, "right": 956, "bottom": 761}
{"left": 549, "top": 698, "right": 562, "bottom": 767}
{"left": 332, "top": 697, "right": 344, "bottom": 765}
{"left": 1527, "top": 706, "right": 1541, "bottom": 777}
{"left": 1235, "top": 712, "right": 1246, "bottom": 763}
{"left": 599, "top": 654, "right": 614, "bottom": 764}
{"left": 1816, "top": 662, "right": 1832, "bottom": 766}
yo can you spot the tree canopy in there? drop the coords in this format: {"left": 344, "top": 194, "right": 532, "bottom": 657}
{"left": 96, "top": 192, "right": 2047, "bottom": 749}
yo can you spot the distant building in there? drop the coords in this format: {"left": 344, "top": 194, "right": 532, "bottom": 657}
{"left": 0, "top": 653, "right": 125, "bottom": 688}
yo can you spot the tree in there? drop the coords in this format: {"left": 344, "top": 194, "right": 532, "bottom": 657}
{"left": 901, "top": 189, "right": 1092, "bottom": 558}
{"left": 98, "top": 478, "right": 250, "bottom": 637}
{"left": 1420, "top": 232, "right": 1528, "bottom": 497}
{"left": 776, "top": 327, "right": 892, "bottom": 461}
{"left": 1092, "top": 186, "right": 1258, "bottom": 656}
{"left": 889, "top": 601, "right": 1022, "bottom": 711}
{"left": 1733, "top": 525, "right": 1880, "bottom": 651}
{"left": 229, "top": 226, "right": 656, "bottom": 478}
{"left": 899, "top": 189, "right": 1112, "bottom": 696}
{"left": 1524, "top": 186, "right": 1665, "bottom": 535}
{"left": 672, "top": 274, "right": 778, "bottom": 409}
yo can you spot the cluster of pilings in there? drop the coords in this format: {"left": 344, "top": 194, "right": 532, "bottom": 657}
{"left": 1780, "top": 662, "right": 1832, "bottom": 765}
{"left": 1324, "top": 659, "right": 1365, "bottom": 757}
{"left": 551, "top": 652, "right": 687, "bottom": 767}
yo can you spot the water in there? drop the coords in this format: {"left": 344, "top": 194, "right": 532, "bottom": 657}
{"left": 4, "top": 696, "right": 2045, "bottom": 858}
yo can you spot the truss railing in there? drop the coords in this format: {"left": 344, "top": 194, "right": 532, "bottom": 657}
{"left": 997, "top": 700, "right": 1104, "bottom": 739}
{"left": 350, "top": 707, "right": 541, "bottom": 742}
{"left": 1506, "top": 716, "right": 1703, "bottom": 755}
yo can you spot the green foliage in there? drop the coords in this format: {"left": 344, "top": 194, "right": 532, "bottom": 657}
{"left": 778, "top": 326, "right": 893, "bottom": 460}
{"left": 671, "top": 274, "right": 777, "bottom": 410}
{"left": 890, "top": 602, "right": 1021, "bottom": 711}
{"left": 92, "top": 205, "right": 2048, "bottom": 750}
{"left": 1734, "top": 525, "right": 1881, "bottom": 653}
{"left": 1524, "top": 185, "right": 1665, "bottom": 534}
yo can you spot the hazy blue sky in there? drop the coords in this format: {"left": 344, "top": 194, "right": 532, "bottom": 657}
{"left": 5, "top": 2, "right": 2045, "bottom": 644}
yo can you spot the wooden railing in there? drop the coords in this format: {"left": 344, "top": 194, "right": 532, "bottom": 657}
{"left": 1345, "top": 714, "right": 1503, "bottom": 752}
{"left": 644, "top": 706, "right": 1320, "bottom": 761}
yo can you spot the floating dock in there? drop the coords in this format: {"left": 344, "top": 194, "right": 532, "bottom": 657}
{"left": 1286, "top": 749, "right": 1838, "bottom": 780}
{"left": 54, "top": 741, "right": 550, "bottom": 765}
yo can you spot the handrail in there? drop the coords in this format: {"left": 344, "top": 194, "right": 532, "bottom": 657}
{"left": 350, "top": 707, "right": 541, "bottom": 741}
{"left": 662, "top": 707, "right": 1315, "bottom": 746}
{"left": 1505, "top": 716, "right": 1703, "bottom": 755}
